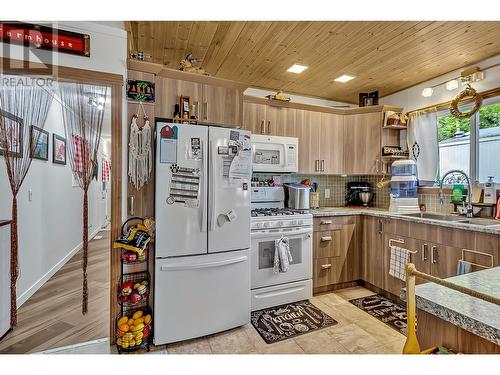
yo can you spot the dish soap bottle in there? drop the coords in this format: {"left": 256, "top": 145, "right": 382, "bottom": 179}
{"left": 484, "top": 176, "right": 496, "bottom": 204}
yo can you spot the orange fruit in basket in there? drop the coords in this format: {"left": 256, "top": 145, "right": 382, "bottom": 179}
{"left": 133, "top": 318, "right": 144, "bottom": 325}
{"left": 132, "top": 310, "right": 144, "bottom": 320}
{"left": 144, "top": 314, "right": 152, "bottom": 325}
{"left": 131, "top": 323, "right": 144, "bottom": 332}
{"left": 116, "top": 330, "right": 125, "bottom": 338}
{"left": 118, "top": 324, "right": 130, "bottom": 332}
{"left": 118, "top": 316, "right": 129, "bottom": 326}
{"left": 127, "top": 319, "right": 134, "bottom": 326}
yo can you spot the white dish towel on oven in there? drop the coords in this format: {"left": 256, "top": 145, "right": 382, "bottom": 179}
{"left": 389, "top": 245, "right": 410, "bottom": 281}
{"left": 274, "top": 237, "right": 293, "bottom": 274}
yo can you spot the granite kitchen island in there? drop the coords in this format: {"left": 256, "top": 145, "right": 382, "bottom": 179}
{"left": 402, "top": 267, "right": 500, "bottom": 353}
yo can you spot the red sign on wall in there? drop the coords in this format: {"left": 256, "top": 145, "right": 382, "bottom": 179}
{"left": 0, "top": 22, "right": 90, "bottom": 57}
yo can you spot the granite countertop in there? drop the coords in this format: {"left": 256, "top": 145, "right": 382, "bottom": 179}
{"left": 309, "top": 207, "right": 500, "bottom": 234}
{"left": 401, "top": 267, "right": 500, "bottom": 345}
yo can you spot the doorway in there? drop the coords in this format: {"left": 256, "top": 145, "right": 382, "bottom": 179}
{"left": 0, "top": 62, "right": 123, "bottom": 353}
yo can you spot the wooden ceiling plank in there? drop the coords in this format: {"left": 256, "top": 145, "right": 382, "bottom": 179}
{"left": 159, "top": 22, "right": 182, "bottom": 66}
{"left": 295, "top": 21, "right": 480, "bottom": 100}
{"left": 170, "top": 22, "right": 194, "bottom": 69}
{"left": 202, "top": 21, "right": 247, "bottom": 76}
{"left": 215, "top": 21, "right": 275, "bottom": 78}
{"left": 235, "top": 21, "right": 308, "bottom": 81}
{"left": 183, "top": 21, "right": 219, "bottom": 69}
{"left": 243, "top": 21, "right": 315, "bottom": 82}
{"left": 132, "top": 21, "right": 500, "bottom": 103}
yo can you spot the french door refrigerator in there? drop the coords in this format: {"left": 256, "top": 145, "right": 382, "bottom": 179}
{"left": 154, "top": 121, "right": 252, "bottom": 345}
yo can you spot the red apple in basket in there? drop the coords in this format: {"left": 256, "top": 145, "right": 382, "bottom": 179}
{"left": 129, "top": 291, "right": 142, "bottom": 304}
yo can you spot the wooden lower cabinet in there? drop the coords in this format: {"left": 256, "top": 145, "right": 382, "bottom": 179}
{"left": 312, "top": 216, "right": 360, "bottom": 291}
{"left": 361, "top": 216, "right": 384, "bottom": 289}
{"left": 314, "top": 257, "right": 342, "bottom": 287}
{"left": 314, "top": 215, "right": 499, "bottom": 297}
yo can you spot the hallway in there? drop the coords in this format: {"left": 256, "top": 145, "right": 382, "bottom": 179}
{"left": 0, "top": 232, "right": 110, "bottom": 353}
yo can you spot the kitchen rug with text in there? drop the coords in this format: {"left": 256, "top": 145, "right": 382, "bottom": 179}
{"left": 250, "top": 300, "right": 338, "bottom": 344}
{"left": 349, "top": 294, "right": 407, "bottom": 335}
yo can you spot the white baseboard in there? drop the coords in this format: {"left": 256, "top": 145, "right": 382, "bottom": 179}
{"left": 16, "top": 228, "right": 100, "bottom": 307}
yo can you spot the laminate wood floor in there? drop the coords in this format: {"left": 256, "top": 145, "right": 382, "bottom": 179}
{"left": 0, "top": 232, "right": 110, "bottom": 354}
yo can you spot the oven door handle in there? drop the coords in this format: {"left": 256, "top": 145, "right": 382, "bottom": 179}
{"left": 251, "top": 228, "right": 313, "bottom": 239}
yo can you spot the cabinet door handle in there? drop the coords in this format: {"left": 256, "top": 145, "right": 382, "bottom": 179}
{"left": 320, "top": 160, "right": 325, "bottom": 172}
{"left": 321, "top": 264, "right": 332, "bottom": 270}
{"left": 194, "top": 101, "right": 200, "bottom": 120}
{"left": 267, "top": 120, "right": 271, "bottom": 134}
{"left": 260, "top": 120, "right": 265, "bottom": 134}
{"left": 431, "top": 246, "right": 438, "bottom": 263}
{"left": 422, "top": 243, "right": 428, "bottom": 262}
{"left": 320, "top": 236, "right": 332, "bottom": 242}
{"left": 320, "top": 220, "right": 332, "bottom": 225}
{"left": 376, "top": 159, "right": 380, "bottom": 173}
{"left": 378, "top": 219, "right": 383, "bottom": 234}
{"left": 203, "top": 102, "right": 208, "bottom": 120}
{"left": 129, "top": 196, "right": 135, "bottom": 216}
{"left": 314, "top": 160, "right": 319, "bottom": 172}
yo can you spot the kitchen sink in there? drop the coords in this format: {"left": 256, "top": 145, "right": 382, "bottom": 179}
{"left": 402, "top": 212, "right": 469, "bottom": 222}
{"left": 402, "top": 212, "right": 500, "bottom": 227}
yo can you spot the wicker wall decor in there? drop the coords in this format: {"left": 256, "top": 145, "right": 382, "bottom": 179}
{"left": 449, "top": 84, "right": 482, "bottom": 119}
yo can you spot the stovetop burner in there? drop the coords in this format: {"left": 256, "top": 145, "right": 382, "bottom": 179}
{"left": 251, "top": 208, "right": 302, "bottom": 217}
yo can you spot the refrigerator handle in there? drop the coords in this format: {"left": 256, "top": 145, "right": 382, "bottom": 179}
{"left": 209, "top": 140, "right": 217, "bottom": 231}
{"left": 201, "top": 140, "right": 207, "bottom": 232}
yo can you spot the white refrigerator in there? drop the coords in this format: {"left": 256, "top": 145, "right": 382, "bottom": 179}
{"left": 154, "top": 121, "right": 252, "bottom": 345}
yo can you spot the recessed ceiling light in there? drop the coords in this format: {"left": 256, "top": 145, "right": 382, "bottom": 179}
{"left": 334, "top": 74, "right": 355, "bottom": 83}
{"left": 421, "top": 87, "right": 434, "bottom": 97}
{"left": 445, "top": 79, "right": 459, "bottom": 91}
{"left": 287, "top": 64, "right": 308, "bottom": 74}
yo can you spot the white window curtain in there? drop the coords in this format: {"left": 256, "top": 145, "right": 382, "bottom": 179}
{"left": 407, "top": 110, "right": 439, "bottom": 186}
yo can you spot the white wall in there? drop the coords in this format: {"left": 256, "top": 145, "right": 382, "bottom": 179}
{"left": 0, "top": 22, "right": 127, "bottom": 307}
{"left": 380, "top": 54, "right": 500, "bottom": 112}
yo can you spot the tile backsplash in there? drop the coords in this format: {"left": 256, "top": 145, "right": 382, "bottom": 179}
{"left": 253, "top": 173, "right": 498, "bottom": 215}
{"left": 253, "top": 173, "right": 391, "bottom": 208}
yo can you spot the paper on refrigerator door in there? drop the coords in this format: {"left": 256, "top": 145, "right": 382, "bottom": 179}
{"left": 167, "top": 165, "right": 200, "bottom": 207}
{"left": 228, "top": 148, "right": 252, "bottom": 180}
{"left": 159, "top": 125, "right": 178, "bottom": 163}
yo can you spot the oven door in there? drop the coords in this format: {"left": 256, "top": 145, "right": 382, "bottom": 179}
{"left": 250, "top": 226, "right": 312, "bottom": 289}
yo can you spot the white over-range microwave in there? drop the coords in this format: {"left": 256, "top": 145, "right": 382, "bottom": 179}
{"left": 251, "top": 134, "right": 298, "bottom": 173}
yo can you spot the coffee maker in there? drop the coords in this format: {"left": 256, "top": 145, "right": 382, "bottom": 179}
{"left": 346, "top": 182, "right": 373, "bottom": 207}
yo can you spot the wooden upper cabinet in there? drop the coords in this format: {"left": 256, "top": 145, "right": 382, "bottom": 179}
{"left": 296, "top": 109, "right": 321, "bottom": 174}
{"left": 155, "top": 76, "right": 242, "bottom": 127}
{"left": 155, "top": 77, "right": 203, "bottom": 119}
{"left": 343, "top": 112, "right": 383, "bottom": 175}
{"left": 242, "top": 102, "right": 266, "bottom": 134}
{"left": 320, "top": 113, "right": 344, "bottom": 175}
{"left": 266, "top": 106, "right": 297, "bottom": 137}
{"left": 202, "top": 84, "right": 242, "bottom": 127}
{"left": 242, "top": 102, "right": 296, "bottom": 136}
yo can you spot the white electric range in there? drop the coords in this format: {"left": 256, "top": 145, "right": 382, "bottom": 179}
{"left": 250, "top": 186, "right": 313, "bottom": 311}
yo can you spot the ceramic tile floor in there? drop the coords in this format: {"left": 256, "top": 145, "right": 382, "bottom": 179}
{"left": 37, "top": 286, "right": 405, "bottom": 355}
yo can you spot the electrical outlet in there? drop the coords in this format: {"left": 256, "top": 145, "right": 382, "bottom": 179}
{"left": 28, "top": 189, "right": 33, "bottom": 202}
{"left": 325, "top": 188, "right": 331, "bottom": 199}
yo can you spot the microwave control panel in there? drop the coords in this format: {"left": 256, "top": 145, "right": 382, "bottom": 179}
{"left": 286, "top": 144, "right": 297, "bottom": 167}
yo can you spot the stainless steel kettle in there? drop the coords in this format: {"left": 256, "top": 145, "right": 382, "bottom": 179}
{"left": 284, "top": 183, "right": 311, "bottom": 210}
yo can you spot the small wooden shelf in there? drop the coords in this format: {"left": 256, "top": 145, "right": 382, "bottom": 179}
{"left": 382, "top": 124, "right": 407, "bottom": 130}
{"left": 382, "top": 155, "right": 409, "bottom": 160}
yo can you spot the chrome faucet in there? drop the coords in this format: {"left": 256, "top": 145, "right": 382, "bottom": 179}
{"left": 439, "top": 170, "right": 474, "bottom": 218}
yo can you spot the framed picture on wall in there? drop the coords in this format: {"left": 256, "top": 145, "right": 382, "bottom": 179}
{"left": 52, "top": 133, "right": 67, "bottom": 165}
{"left": 0, "top": 109, "right": 23, "bottom": 158}
{"left": 30, "top": 125, "right": 49, "bottom": 161}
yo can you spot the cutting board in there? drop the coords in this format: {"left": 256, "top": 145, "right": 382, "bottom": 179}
{"left": 471, "top": 185, "right": 482, "bottom": 203}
